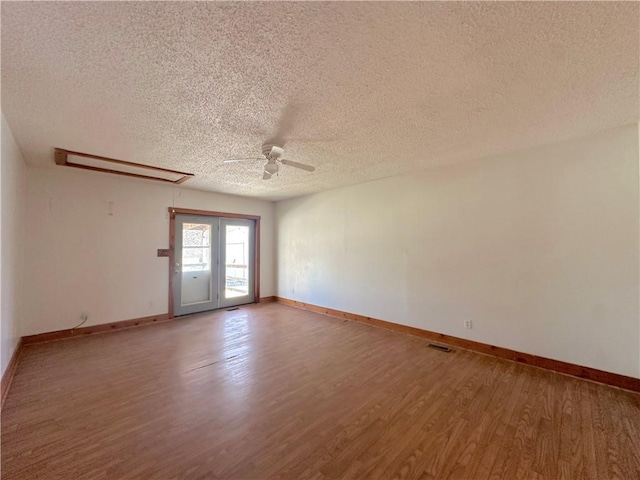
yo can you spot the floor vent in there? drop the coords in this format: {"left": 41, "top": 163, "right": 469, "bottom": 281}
{"left": 226, "top": 307, "right": 239, "bottom": 311}
{"left": 428, "top": 343, "right": 452, "bottom": 352}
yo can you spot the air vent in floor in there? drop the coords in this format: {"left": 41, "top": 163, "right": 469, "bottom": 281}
{"left": 428, "top": 343, "right": 452, "bottom": 352}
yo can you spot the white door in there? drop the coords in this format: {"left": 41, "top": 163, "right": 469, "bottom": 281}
{"left": 173, "top": 215, "right": 218, "bottom": 316}
{"left": 173, "top": 214, "right": 255, "bottom": 316}
{"left": 219, "top": 218, "right": 255, "bottom": 309}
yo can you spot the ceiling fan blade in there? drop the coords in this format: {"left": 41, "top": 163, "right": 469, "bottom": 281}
{"left": 223, "top": 158, "right": 263, "bottom": 163}
{"left": 281, "top": 159, "right": 315, "bottom": 172}
{"left": 265, "top": 103, "right": 299, "bottom": 146}
{"left": 262, "top": 170, "right": 272, "bottom": 180}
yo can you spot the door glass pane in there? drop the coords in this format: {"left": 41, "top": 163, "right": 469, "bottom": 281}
{"left": 182, "top": 224, "right": 211, "bottom": 272}
{"left": 181, "top": 223, "right": 212, "bottom": 306}
{"left": 225, "top": 225, "right": 249, "bottom": 298}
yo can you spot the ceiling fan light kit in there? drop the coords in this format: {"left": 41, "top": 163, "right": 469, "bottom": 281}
{"left": 264, "top": 160, "right": 278, "bottom": 175}
{"left": 223, "top": 142, "right": 315, "bottom": 181}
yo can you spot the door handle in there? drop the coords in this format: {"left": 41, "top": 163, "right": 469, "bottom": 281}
{"left": 175, "top": 262, "right": 180, "bottom": 274}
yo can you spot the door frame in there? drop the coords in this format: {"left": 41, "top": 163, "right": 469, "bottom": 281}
{"left": 168, "top": 207, "right": 261, "bottom": 319}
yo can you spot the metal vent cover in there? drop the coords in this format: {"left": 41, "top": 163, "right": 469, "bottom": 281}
{"left": 428, "top": 343, "right": 452, "bottom": 353}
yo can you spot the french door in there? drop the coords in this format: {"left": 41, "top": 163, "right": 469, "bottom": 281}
{"left": 172, "top": 213, "right": 256, "bottom": 316}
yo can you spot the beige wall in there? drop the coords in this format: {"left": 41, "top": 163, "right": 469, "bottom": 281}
{"left": 277, "top": 124, "right": 640, "bottom": 378}
{"left": 1, "top": 114, "right": 27, "bottom": 377}
{"left": 22, "top": 167, "right": 276, "bottom": 336}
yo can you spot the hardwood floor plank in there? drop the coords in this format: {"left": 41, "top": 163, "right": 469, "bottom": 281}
{"left": 469, "top": 366, "right": 529, "bottom": 479}
{"left": 498, "top": 364, "right": 543, "bottom": 480}
{"left": 597, "top": 383, "right": 631, "bottom": 479}
{"left": 486, "top": 369, "right": 537, "bottom": 480}
{"left": 1, "top": 303, "right": 639, "bottom": 479}
{"left": 380, "top": 355, "right": 490, "bottom": 479}
{"left": 617, "top": 389, "right": 640, "bottom": 479}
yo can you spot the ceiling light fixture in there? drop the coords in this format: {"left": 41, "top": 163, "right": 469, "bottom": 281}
{"left": 264, "top": 160, "right": 278, "bottom": 175}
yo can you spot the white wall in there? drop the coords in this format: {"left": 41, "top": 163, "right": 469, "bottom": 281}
{"left": 277, "top": 124, "right": 640, "bottom": 378}
{"left": 1, "top": 114, "right": 27, "bottom": 377}
{"left": 23, "top": 167, "right": 276, "bottom": 336}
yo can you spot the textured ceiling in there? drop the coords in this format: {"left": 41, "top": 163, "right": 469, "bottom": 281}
{"left": 2, "top": 2, "right": 638, "bottom": 201}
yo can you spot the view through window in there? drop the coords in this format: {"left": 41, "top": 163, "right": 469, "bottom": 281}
{"left": 182, "top": 223, "right": 211, "bottom": 272}
{"left": 225, "top": 225, "right": 250, "bottom": 298}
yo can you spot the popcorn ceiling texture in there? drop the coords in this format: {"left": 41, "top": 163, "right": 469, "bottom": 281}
{"left": 1, "top": 2, "right": 638, "bottom": 201}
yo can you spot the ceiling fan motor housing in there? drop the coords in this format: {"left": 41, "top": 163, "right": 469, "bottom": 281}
{"left": 262, "top": 144, "right": 284, "bottom": 159}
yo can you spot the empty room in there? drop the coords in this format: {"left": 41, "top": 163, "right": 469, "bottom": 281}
{"left": 1, "top": 1, "right": 639, "bottom": 479}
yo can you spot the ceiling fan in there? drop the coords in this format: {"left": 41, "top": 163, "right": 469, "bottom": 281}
{"left": 223, "top": 143, "right": 316, "bottom": 180}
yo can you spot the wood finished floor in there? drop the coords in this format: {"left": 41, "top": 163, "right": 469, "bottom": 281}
{"left": 2, "top": 303, "right": 639, "bottom": 480}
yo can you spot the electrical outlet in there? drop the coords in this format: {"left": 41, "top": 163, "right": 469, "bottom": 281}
{"left": 464, "top": 320, "right": 472, "bottom": 329}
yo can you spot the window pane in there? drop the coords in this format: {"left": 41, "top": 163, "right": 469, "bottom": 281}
{"left": 183, "top": 223, "right": 210, "bottom": 247}
{"left": 182, "top": 247, "right": 211, "bottom": 272}
{"left": 225, "top": 225, "right": 249, "bottom": 298}
{"left": 182, "top": 223, "right": 211, "bottom": 272}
